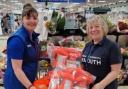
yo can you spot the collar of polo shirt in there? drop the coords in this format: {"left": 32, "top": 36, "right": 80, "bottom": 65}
{"left": 90, "top": 36, "right": 106, "bottom": 46}
{"left": 22, "top": 25, "right": 40, "bottom": 42}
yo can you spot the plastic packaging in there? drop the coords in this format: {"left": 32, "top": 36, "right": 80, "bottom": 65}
{"left": 33, "top": 75, "right": 50, "bottom": 89}
{"left": 36, "top": 46, "right": 96, "bottom": 89}
{"left": 48, "top": 67, "right": 96, "bottom": 89}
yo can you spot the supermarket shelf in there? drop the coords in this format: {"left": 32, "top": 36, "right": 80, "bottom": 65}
{"left": 48, "top": 29, "right": 86, "bottom": 37}
{"left": 48, "top": 29, "right": 128, "bottom": 36}
{"left": 48, "top": 29, "right": 128, "bottom": 42}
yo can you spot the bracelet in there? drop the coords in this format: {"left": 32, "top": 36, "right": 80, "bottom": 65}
{"left": 28, "top": 85, "right": 33, "bottom": 89}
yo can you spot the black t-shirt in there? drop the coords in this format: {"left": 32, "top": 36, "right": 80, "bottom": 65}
{"left": 82, "top": 37, "right": 122, "bottom": 89}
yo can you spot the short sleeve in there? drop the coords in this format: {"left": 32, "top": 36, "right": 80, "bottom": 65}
{"left": 109, "top": 43, "right": 122, "bottom": 65}
{"left": 7, "top": 37, "right": 24, "bottom": 60}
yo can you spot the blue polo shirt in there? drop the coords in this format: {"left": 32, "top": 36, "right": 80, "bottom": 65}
{"left": 4, "top": 25, "right": 40, "bottom": 89}
{"left": 82, "top": 37, "right": 122, "bottom": 89}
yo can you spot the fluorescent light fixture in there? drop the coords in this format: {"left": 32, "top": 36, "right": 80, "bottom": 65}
{"left": 54, "top": 3, "right": 61, "bottom": 5}
{"left": 10, "top": 0, "right": 19, "bottom": 3}
{"left": 118, "top": 0, "right": 126, "bottom": 2}
{"left": 87, "top": 0, "right": 90, "bottom": 2}
{"left": 73, "top": 3, "right": 80, "bottom": 5}
{"left": 33, "top": 0, "right": 37, "bottom": 2}
{"left": 98, "top": 0, "right": 106, "bottom": 2}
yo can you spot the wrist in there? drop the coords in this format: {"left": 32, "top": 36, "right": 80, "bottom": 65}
{"left": 98, "top": 82, "right": 106, "bottom": 88}
{"left": 27, "top": 85, "right": 33, "bottom": 89}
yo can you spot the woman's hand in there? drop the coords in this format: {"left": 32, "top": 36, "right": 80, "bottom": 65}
{"left": 120, "top": 48, "right": 126, "bottom": 54}
{"left": 29, "top": 86, "right": 36, "bottom": 89}
{"left": 92, "top": 83, "right": 105, "bottom": 89}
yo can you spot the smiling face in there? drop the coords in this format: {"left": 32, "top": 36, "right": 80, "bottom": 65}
{"left": 22, "top": 7, "right": 38, "bottom": 32}
{"left": 87, "top": 15, "right": 108, "bottom": 42}
{"left": 22, "top": 14, "right": 38, "bottom": 32}
{"left": 88, "top": 23, "right": 104, "bottom": 41}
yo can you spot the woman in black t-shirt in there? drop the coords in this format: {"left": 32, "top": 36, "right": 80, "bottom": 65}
{"left": 82, "top": 15, "right": 122, "bottom": 89}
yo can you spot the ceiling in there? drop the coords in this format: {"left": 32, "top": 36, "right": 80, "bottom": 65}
{"left": 0, "top": 0, "right": 127, "bottom": 12}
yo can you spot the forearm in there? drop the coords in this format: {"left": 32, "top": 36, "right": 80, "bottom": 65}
{"left": 14, "top": 69, "right": 32, "bottom": 89}
{"left": 99, "top": 70, "right": 120, "bottom": 87}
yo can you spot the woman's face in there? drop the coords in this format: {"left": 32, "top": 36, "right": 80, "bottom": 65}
{"left": 22, "top": 14, "right": 38, "bottom": 32}
{"left": 88, "top": 23, "right": 104, "bottom": 41}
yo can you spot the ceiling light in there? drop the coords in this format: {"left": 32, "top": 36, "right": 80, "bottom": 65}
{"left": 73, "top": 3, "right": 80, "bottom": 5}
{"left": 87, "top": 0, "right": 90, "bottom": 2}
{"left": 33, "top": 0, "right": 37, "bottom": 2}
{"left": 10, "top": 0, "right": 19, "bottom": 3}
{"left": 118, "top": 0, "right": 126, "bottom": 2}
{"left": 54, "top": 3, "right": 61, "bottom": 5}
{"left": 98, "top": 0, "right": 106, "bottom": 2}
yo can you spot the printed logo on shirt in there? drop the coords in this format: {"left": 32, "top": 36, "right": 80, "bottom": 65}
{"left": 27, "top": 44, "right": 32, "bottom": 47}
{"left": 82, "top": 55, "right": 102, "bottom": 66}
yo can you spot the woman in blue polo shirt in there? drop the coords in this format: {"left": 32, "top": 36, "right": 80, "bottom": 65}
{"left": 82, "top": 15, "right": 122, "bottom": 89}
{"left": 4, "top": 4, "right": 39, "bottom": 89}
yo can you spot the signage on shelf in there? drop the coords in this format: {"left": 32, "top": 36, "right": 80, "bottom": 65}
{"left": 37, "top": 0, "right": 85, "bottom": 3}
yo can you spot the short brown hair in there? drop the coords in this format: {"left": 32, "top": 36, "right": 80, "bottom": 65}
{"left": 22, "top": 4, "right": 38, "bottom": 18}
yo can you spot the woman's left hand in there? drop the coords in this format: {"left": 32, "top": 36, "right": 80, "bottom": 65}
{"left": 29, "top": 86, "right": 36, "bottom": 89}
{"left": 92, "top": 83, "right": 105, "bottom": 89}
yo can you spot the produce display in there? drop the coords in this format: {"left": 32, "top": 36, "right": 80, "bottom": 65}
{"left": 57, "top": 14, "right": 66, "bottom": 30}
{"left": 101, "top": 13, "right": 128, "bottom": 33}
{"left": 60, "top": 40, "right": 85, "bottom": 49}
{"left": 48, "top": 36, "right": 85, "bottom": 49}
{"left": 118, "top": 20, "right": 128, "bottom": 31}
{"left": 45, "top": 20, "right": 56, "bottom": 34}
{"left": 45, "top": 10, "right": 66, "bottom": 34}
{"left": 102, "top": 15, "right": 117, "bottom": 33}
{"left": 40, "top": 41, "right": 48, "bottom": 51}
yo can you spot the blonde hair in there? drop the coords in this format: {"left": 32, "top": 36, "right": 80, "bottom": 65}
{"left": 86, "top": 15, "right": 108, "bottom": 36}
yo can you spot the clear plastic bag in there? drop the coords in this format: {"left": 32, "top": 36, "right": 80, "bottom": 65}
{"left": 48, "top": 47, "right": 96, "bottom": 89}
{"left": 35, "top": 46, "right": 96, "bottom": 89}
{"left": 48, "top": 67, "right": 95, "bottom": 89}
